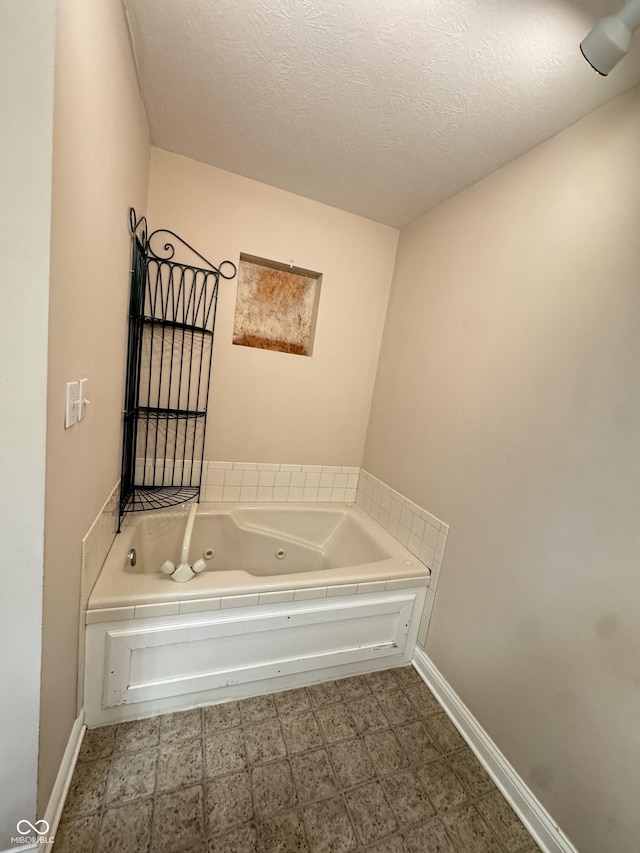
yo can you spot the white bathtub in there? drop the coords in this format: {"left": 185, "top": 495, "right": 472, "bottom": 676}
{"left": 90, "top": 502, "right": 428, "bottom": 609}
{"left": 84, "top": 503, "right": 429, "bottom": 726}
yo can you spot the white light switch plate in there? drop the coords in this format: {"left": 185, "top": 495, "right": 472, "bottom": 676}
{"left": 65, "top": 381, "right": 79, "bottom": 428}
{"left": 78, "top": 377, "right": 89, "bottom": 421}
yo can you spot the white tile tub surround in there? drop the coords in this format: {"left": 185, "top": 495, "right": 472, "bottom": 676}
{"left": 134, "top": 457, "right": 203, "bottom": 488}
{"left": 78, "top": 480, "right": 120, "bottom": 711}
{"left": 80, "top": 480, "right": 120, "bottom": 599}
{"left": 200, "top": 460, "right": 448, "bottom": 649}
{"left": 202, "top": 461, "right": 359, "bottom": 504}
{"left": 85, "top": 576, "right": 429, "bottom": 623}
{"left": 356, "top": 469, "right": 449, "bottom": 649}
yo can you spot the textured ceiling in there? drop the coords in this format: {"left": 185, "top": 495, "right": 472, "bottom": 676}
{"left": 124, "top": 0, "right": 640, "bottom": 227}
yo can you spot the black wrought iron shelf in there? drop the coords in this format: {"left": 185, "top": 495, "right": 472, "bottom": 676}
{"left": 118, "top": 208, "right": 237, "bottom": 527}
{"left": 135, "top": 407, "right": 207, "bottom": 420}
{"left": 140, "top": 316, "right": 214, "bottom": 337}
{"left": 123, "top": 486, "right": 201, "bottom": 514}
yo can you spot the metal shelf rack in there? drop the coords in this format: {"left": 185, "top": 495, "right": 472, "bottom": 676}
{"left": 119, "top": 208, "right": 236, "bottom": 525}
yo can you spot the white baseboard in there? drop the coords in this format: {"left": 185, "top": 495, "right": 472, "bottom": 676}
{"left": 38, "top": 711, "right": 85, "bottom": 851}
{"left": 412, "top": 647, "right": 579, "bottom": 853}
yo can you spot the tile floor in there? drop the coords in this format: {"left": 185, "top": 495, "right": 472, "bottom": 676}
{"left": 53, "top": 667, "right": 540, "bottom": 852}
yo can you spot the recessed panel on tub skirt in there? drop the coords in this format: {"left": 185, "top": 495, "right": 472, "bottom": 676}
{"left": 104, "top": 593, "right": 417, "bottom": 708}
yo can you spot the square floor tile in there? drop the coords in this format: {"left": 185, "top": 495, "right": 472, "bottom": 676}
{"left": 160, "top": 709, "right": 202, "bottom": 744}
{"left": 346, "top": 696, "right": 389, "bottom": 734}
{"left": 115, "top": 717, "right": 160, "bottom": 753}
{"left": 244, "top": 719, "right": 287, "bottom": 765}
{"left": 240, "top": 694, "right": 277, "bottom": 724}
{"left": 303, "top": 795, "right": 357, "bottom": 853}
{"left": 157, "top": 738, "right": 203, "bottom": 792}
{"left": 207, "top": 823, "right": 258, "bottom": 853}
{"left": 382, "top": 769, "right": 436, "bottom": 828}
{"left": 307, "top": 681, "right": 342, "bottom": 708}
{"left": 403, "top": 818, "right": 457, "bottom": 853}
{"left": 106, "top": 749, "right": 158, "bottom": 806}
{"left": 251, "top": 760, "right": 297, "bottom": 819}
{"left": 78, "top": 726, "right": 117, "bottom": 763}
{"left": 337, "top": 675, "right": 371, "bottom": 700}
{"left": 404, "top": 684, "right": 441, "bottom": 717}
{"left": 416, "top": 760, "right": 469, "bottom": 812}
{"left": 316, "top": 704, "right": 359, "bottom": 744}
{"left": 368, "top": 835, "right": 412, "bottom": 853}
{"left": 281, "top": 710, "right": 324, "bottom": 755}
{"left": 441, "top": 804, "right": 503, "bottom": 852}
{"left": 364, "top": 730, "right": 409, "bottom": 776}
{"left": 206, "top": 772, "right": 253, "bottom": 833}
{"left": 51, "top": 814, "right": 101, "bottom": 853}
{"left": 476, "top": 791, "right": 535, "bottom": 852}
{"left": 365, "top": 669, "right": 399, "bottom": 694}
{"left": 290, "top": 749, "right": 338, "bottom": 804}
{"left": 203, "top": 701, "right": 241, "bottom": 734}
{"left": 205, "top": 727, "right": 247, "bottom": 777}
{"left": 393, "top": 667, "right": 422, "bottom": 689}
{"left": 95, "top": 799, "right": 153, "bottom": 853}
{"left": 329, "top": 738, "right": 376, "bottom": 788}
{"left": 274, "top": 688, "right": 311, "bottom": 716}
{"left": 344, "top": 780, "right": 398, "bottom": 845}
{"left": 63, "top": 758, "right": 110, "bottom": 818}
{"left": 448, "top": 749, "right": 495, "bottom": 799}
{"left": 153, "top": 784, "right": 206, "bottom": 853}
{"left": 257, "top": 809, "right": 310, "bottom": 852}
{"left": 423, "top": 713, "right": 466, "bottom": 754}
{"left": 377, "top": 690, "right": 419, "bottom": 725}
{"left": 394, "top": 720, "right": 440, "bottom": 764}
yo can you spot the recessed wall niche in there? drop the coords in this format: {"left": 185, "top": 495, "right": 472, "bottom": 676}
{"left": 232, "top": 253, "right": 322, "bottom": 356}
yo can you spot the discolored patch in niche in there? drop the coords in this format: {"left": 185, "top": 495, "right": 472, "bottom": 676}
{"left": 233, "top": 254, "right": 322, "bottom": 357}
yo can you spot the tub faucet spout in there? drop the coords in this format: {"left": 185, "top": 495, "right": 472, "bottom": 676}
{"left": 161, "top": 503, "right": 206, "bottom": 583}
{"left": 180, "top": 501, "right": 197, "bottom": 565}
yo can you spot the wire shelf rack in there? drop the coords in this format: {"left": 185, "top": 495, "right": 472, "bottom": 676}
{"left": 119, "top": 209, "right": 237, "bottom": 525}
{"left": 124, "top": 486, "right": 201, "bottom": 514}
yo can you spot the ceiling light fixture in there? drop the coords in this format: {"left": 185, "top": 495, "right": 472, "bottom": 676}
{"left": 580, "top": 0, "right": 640, "bottom": 75}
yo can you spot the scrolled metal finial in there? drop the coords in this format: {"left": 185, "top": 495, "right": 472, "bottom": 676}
{"left": 146, "top": 230, "right": 177, "bottom": 262}
{"left": 146, "top": 227, "right": 233, "bottom": 276}
{"left": 218, "top": 260, "right": 238, "bottom": 280}
{"left": 129, "top": 207, "right": 148, "bottom": 244}
{"left": 128, "top": 209, "right": 237, "bottom": 278}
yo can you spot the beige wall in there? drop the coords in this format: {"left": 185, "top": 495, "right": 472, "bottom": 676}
{"left": 0, "top": 2, "right": 55, "bottom": 846}
{"left": 146, "top": 148, "right": 399, "bottom": 466}
{"left": 39, "top": 0, "right": 149, "bottom": 809}
{"left": 363, "top": 85, "right": 640, "bottom": 852}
